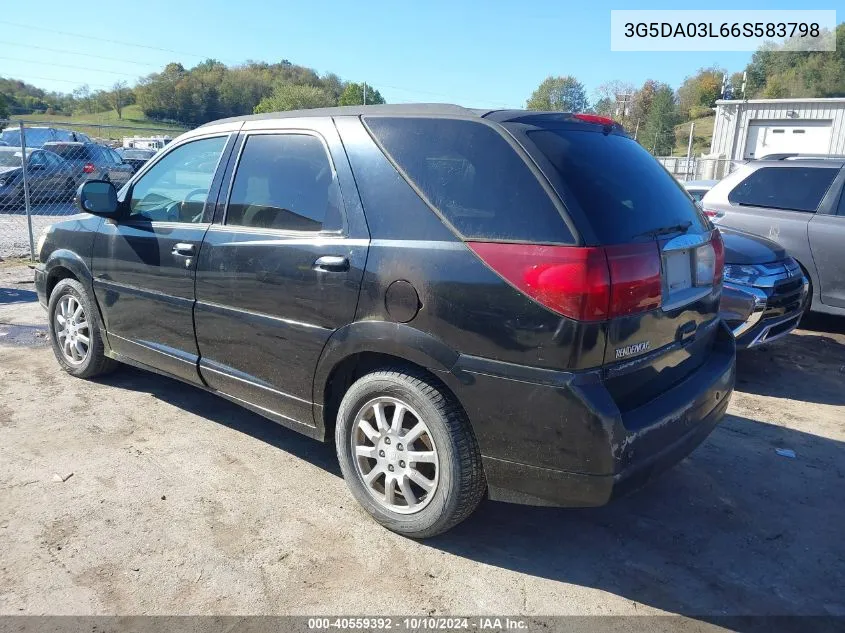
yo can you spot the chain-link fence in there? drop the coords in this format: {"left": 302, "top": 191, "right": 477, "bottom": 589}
{"left": 655, "top": 156, "right": 739, "bottom": 182}
{"left": 0, "top": 120, "right": 185, "bottom": 259}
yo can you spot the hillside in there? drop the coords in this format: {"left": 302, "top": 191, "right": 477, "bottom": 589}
{"left": 672, "top": 114, "right": 715, "bottom": 157}
{"left": 11, "top": 105, "right": 187, "bottom": 141}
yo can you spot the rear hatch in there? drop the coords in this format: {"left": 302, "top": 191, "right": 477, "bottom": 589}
{"left": 44, "top": 144, "right": 100, "bottom": 173}
{"left": 505, "top": 117, "right": 724, "bottom": 411}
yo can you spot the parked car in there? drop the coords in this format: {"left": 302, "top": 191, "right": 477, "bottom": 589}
{"left": 116, "top": 147, "right": 157, "bottom": 173}
{"left": 718, "top": 228, "right": 808, "bottom": 348}
{"left": 0, "top": 126, "right": 91, "bottom": 148}
{"left": 702, "top": 155, "right": 845, "bottom": 317}
{"left": 682, "top": 180, "right": 809, "bottom": 349}
{"left": 42, "top": 142, "right": 134, "bottom": 189}
{"left": 0, "top": 147, "right": 76, "bottom": 207}
{"left": 683, "top": 179, "right": 718, "bottom": 202}
{"left": 34, "top": 105, "right": 735, "bottom": 537}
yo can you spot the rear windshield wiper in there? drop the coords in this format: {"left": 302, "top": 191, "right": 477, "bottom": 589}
{"left": 634, "top": 221, "right": 692, "bottom": 239}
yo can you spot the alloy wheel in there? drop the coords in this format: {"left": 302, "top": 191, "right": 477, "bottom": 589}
{"left": 351, "top": 397, "right": 439, "bottom": 514}
{"left": 55, "top": 295, "right": 90, "bottom": 365}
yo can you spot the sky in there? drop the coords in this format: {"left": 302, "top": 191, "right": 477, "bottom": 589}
{"left": 0, "top": 0, "right": 838, "bottom": 109}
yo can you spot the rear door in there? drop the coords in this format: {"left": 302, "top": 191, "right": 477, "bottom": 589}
{"left": 808, "top": 172, "right": 845, "bottom": 308}
{"left": 91, "top": 131, "right": 235, "bottom": 384}
{"left": 194, "top": 118, "right": 368, "bottom": 430}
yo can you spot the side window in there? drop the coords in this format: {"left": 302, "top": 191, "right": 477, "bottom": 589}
{"left": 109, "top": 149, "right": 123, "bottom": 164}
{"left": 129, "top": 136, "right": 227, "bottom": 223}
{"left": 364, "top": 117, "right": 571, "bottom": 243}
{"left": 28, "top": 151, "right": 48, "bottom": 168}
{"left": 728, "top": 167, "right": 839, "bottom": 213}
{"left": 225, "top": 133, "right": 343, "bottom": 232}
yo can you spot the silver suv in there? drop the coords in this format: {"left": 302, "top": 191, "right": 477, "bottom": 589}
{"left": 703, "top": 155, "right": 845, "bottom": 317}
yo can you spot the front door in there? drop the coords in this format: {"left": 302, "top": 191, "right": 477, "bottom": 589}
{"left": 91, "top": 133, "right": 234, "bottom": 383}
{"left": 809, "top": 182, "right": 845, "bottom": 308}
{"left": 194, "top": 120, "right": 369, "bottom": 430}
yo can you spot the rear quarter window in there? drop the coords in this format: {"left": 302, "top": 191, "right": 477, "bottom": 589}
{"left": 363, "top": 117, "right": 573, "bottom": 243}
{"left": 728, "top": 166, "right": 839, "bottom": 213}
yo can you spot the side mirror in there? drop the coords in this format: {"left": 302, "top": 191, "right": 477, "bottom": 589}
{"left": 76, "top": 180, "right": 119, "bottom": 216}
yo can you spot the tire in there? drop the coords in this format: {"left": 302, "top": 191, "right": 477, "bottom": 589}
{"left": 335, "top": 368, "right": 486, "bottom": 538}
{"left": 47, "top": 278, "right": 117, "bottom": 379}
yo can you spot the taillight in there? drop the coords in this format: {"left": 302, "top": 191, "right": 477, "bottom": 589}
{"left": 703, "top": 208, "right": 724, "bottom": 222}
{"left": 711, "top": 230, "right": 725, "bottom": 284}
{"left": 605, "top": 243, "right": 662, "bottom": 316}
{"left": 467, "top": 241, "right": 662, "bottom": 321}
{"left": 83, "top": 163, "right": 95, "bottom": 174}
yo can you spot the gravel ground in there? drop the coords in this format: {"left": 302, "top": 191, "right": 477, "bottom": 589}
{"left": 0, "top": 205, "right": 78, "bottom": 258}
{"left": 1, "top": 262, "right": 844, "bottom": 619}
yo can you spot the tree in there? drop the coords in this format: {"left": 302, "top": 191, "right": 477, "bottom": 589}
{"left": 677, "top": 67, "right": 723, "bottom": 120}
{"left": 338, "top": 82, "right": 385, "bottom": 106}
{"left": 254, "top": 83, "right": 334, "bottom": 113}
{"left": 592, "top": 80, "right": 635, "bottom": 121}
{"left": 526, "top": 76, "right": 588, "bottom": 112}
{"left": 0, "top": 93, "right": 8, "bottom": 130}
{"left": 111, "top": 81, "right": 128, "bottom": 119}
{"left": 639, "top": 83, "right": 679, "bottom": 155}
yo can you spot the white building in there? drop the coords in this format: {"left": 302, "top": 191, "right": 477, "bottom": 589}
{"left": 710, "top": 97, "right": 845, "bottom": 161}
{"left": 122, "top": 135, "right": 173, "bottom": 150}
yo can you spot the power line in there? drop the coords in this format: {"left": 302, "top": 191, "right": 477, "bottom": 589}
{"left": 0, "top": 56, "right": 142, "bottom": 79}
{"left": 0, "top": 20, "right": 519, "bottom": 108}
{"left": 0, "top": 19, "right": 225, "bottom": 61}
{"left": 0, "top": 40, "right": 162, "bottom": 68}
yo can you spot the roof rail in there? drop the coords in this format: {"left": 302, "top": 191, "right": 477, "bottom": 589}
{"left": 758, "top": 153, "right": 845, "bottom": 161}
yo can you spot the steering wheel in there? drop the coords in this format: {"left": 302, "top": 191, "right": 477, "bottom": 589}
{"left": 180, "top": 188, "right": 210, "bottom": 223}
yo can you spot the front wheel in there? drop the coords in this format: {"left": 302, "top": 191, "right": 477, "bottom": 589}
{"left": 335, "top": 369, "right": 486, "bottom": 538}
{"left": 47, "top": 278, "right": 117, "bottom": 378}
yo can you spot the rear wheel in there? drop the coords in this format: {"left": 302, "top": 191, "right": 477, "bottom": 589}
{"left": 47, "top": 278, "right": 117, "bottom": 378}
{"left": 335, "top": 368, "right": 486, "bottom": 538}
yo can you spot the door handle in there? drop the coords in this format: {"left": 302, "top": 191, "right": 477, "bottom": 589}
{"left": 172, "top": 243, "right": 195, "bottom": 257}
{"left": 313, "top": 255, "right": 349, "bottom": 272}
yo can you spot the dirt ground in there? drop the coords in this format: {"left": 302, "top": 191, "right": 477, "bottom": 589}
{"left": 1, "top": 260, "right": 844, "bottom": 619}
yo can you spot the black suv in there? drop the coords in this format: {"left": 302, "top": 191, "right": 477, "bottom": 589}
{"left": 35, "top": 105, "right": 735, "bottom": 537}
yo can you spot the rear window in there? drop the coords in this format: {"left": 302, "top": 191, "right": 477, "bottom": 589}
{"left": 364, "top": 117, "right": 573, "bottom": 243}
{"left": 527, "top": 129, "right": 707, "bottom": 245}
{"left": 728, "top": 166, "right": 838, "bottom": 213}
{"left": 47, "top": 144, "right": 98, "bottom": 160}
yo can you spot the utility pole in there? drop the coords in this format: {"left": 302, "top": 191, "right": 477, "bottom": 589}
{"left": 686, "top": 121, "right": 695, "bottom": 180}
{"left": 363, "top": 82, "right": 367, "bottom": 106}
{"left": 652, "top": 129, "right": 660, "bottom": 154}
{"left": 633, "top": 119, "right": 640, "bottom": 141}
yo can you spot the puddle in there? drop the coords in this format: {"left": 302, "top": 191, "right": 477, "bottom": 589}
{"left": 0, "top": 322, "right": 49, "bottom": 347}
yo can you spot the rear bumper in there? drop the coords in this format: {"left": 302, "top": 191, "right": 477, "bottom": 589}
{"left": 445, "top": 320, "right": 735, "bottom": 507}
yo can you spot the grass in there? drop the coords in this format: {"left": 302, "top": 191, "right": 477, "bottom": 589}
{"left": 11, "top": 105, "right": 187, "bottom": 141}
{"left": 672, "top": 114, "right": 715, "bottom": 157}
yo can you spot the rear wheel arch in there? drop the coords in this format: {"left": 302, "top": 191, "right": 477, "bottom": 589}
{"left": 314, "top": 322, "right": 462, "bottom": 439}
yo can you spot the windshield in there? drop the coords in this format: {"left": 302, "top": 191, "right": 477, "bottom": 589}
{"left": 0, "top": 128, "right": 53, "bottom": 147}
{"left": 0, "top": 150, "right": 23, "bottom": 168}
{"left": 527, "top": 128, "right": 708, "bottom": 244}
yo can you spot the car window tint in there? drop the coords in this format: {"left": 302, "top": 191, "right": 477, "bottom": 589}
{"left": 837, "top": 186, "right": 845, "bottom": 217}
{"left": 226, "top": 134, "right": 342, "bottom": 232}
{"left": 129, "top": 136, "right": 227, "bottom": 223}
{"left": 728, "top": 167, "right": 838, "bottom": 213}
{"left": 526, "top": 128, "right": 707, "bottom": 244}
{"left": 364, "top": 117, "right": 572, "bottom": 243}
